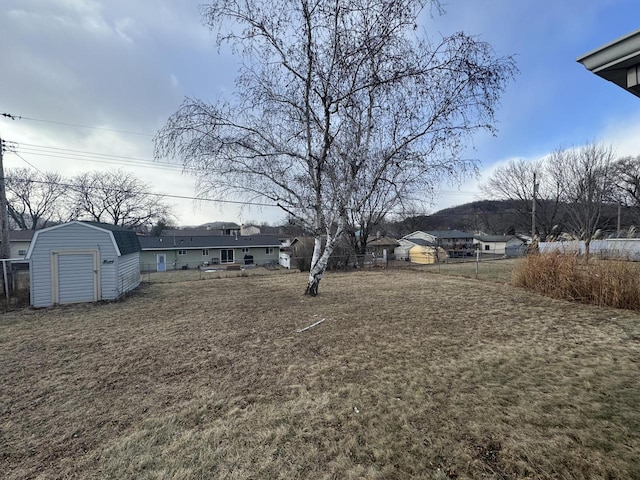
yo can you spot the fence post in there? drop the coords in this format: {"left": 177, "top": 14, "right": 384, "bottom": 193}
{"left": 475, "top": 250, "right": 480, "bottom": 279}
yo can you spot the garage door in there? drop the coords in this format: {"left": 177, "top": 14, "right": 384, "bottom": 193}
{"left": 53, "top": 251, "right": 100, "bottom": 304}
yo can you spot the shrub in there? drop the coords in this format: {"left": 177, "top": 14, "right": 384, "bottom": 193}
{"left": 513, "top": 253, "right": 640, "bottom": 310}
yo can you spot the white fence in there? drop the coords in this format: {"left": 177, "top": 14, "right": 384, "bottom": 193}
{"left": 539, "top": 239, "right": 640, "bottom": 261}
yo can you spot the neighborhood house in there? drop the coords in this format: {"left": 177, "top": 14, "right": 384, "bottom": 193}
{"left": 138, "top": 234, "right": 282, "bottom": 271}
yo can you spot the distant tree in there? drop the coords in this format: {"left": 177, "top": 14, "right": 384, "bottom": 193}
{"left": 5, "top": 167, "right": 70, "bottom": 230}
{"left": 156, "top": 0, "right": 516, "bottom": 295}
{"left": 556, "top": 143, "right": 615, "bottom": 259}
{"left": 149, "top": 218, "right": 175, "bottom": 236}
{"left": 611, "top": 155, "right": 640, "bottom": 226}
{"left": 70, "top": 170, "right": 174, "bottom": 231}
{"left": 480, "top": 158, "right": 564, "bottom": 239}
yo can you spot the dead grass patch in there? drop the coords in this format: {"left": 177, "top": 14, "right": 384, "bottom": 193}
{"left": 1, "top": 270, "right": 639, "bottom": 479}
{"left": 513, "top": 254, "right": 640, "bottom": 310}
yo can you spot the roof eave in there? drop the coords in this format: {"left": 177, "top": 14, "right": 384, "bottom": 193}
{"left": 577, "top": 28, "right": 640, "bottom": 99}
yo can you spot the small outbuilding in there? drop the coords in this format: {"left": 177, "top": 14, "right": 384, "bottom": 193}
{"left": 26, "top": 221, "right": 142, "bottom": 307}
{"left": 409, "top": 243, "right": 447, "bottom": 264}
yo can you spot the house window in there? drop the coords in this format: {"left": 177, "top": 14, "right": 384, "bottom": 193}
{"left": 265, "top": 247, "right": 274, "bottom": 255}
{"left": 484, "top": 245, "right": 490, "bottom": 251}
{"left": 178, "top": 249, "right": 187, "bottom": 256}
{"left": 18, "top": 249, "right": 26, "bottom": 256}
{"left": 241, "top": 247, "right": 250, "bottom": 253}
{"left": 202, "top": 249, "right": 209, "bottom": 256}
{"left": 220, "top": 249, "right": 234, "bottom": 264}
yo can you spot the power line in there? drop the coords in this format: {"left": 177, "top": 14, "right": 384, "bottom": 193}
{"left": 2, "top": 175, "right": 281, "bottom": 208}
{"left": 1, "top": 111, "right": 154, "bottom": 137}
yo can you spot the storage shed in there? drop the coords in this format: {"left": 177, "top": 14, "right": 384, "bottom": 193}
{"left": 26, "top": 221, "right": 142, "bottom": 307}
{"left": 409, "top": 244, "right": 447, "bottom": 264}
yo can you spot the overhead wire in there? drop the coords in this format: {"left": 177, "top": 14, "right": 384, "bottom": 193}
{"left": 1, "top": 111, "right": 153, "bottom": 137}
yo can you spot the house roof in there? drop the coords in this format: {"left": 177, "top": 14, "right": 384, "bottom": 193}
{"left": 199, "top": 221, "right": 241, "bottom": 229}
{"left": 367, "top": 236, "right": 399, "bottom": 247}
{"left": 577, "top": 28, "right": 640, "bottom": 99}
{"left": 139, "top": 234, "right": 281, "bottom": 250}
{"left": 424, "top": 230, "right": 475, "bottom": 239}
{"left": 81, "top": 222, "right": 142, "bottom": 255}
{"left": 8, "top": 230, "right": 35, "bottom": 241}
{"left": 475, "top": 235, "right": 521, "bottom": 243}
{"left": 409, "top": 238, "right": 436, "bottom": 247}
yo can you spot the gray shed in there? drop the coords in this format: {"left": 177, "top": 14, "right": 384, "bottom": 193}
{"left": 26, "top": 221, "right": 142, "bottom": 307}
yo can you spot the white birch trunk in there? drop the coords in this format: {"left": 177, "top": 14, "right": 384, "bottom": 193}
{"left": 305, "top": 220, "right": 345, "bottom": 295}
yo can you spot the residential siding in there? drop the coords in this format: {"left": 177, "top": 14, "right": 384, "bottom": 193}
{"left": 118, "top": 253, "right": 141, "bottom": 295}
{"left": 10, "top": 241, "right": 31, "bottom": 258}
{"left": 140, "top": 247, "right": 279, "bottom": 271}
{"left": 29, "top": 223, "right": 118, "bottom": 307}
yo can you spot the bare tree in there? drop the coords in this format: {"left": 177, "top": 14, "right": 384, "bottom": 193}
{"left": 5, "top": 167, "right": 70, "bottom": 230}
{"left": 557, "top": 143, "right": 615, "bottom": 259}
{"left": 611, "top": 155, "right": 640, "bottom": 226}
{"left": 70, "top": 170, "right": 174, "bottom": 231}
{"left": 481, "top": 158, "right": 564, "bottom": 239}
{"left": 155, "top": 0, "right": 516, "bottom": 295}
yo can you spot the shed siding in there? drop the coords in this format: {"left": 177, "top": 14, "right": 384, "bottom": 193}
{"left": 30, "top": 223, "right": 118, "bottom": 307}
{"left": 118, "top": 253, "right": 141, "bottom": 294}
{"left": 57, "top": 253, "right": 96, "bottom": 304}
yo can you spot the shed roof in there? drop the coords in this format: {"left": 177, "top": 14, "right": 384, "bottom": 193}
{"left": 26, "top": 221, "right": 141, "bottom": 258}
{"left": 139, "top": 234, "right": 281, "bottom": 250}
{"left": 81, "top": 222, "right": 142, "bottom": 255}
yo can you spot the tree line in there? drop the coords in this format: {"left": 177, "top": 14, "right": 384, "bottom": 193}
{"left": 480, "top": 143, "right": 640, "bottom": 255}
{"left": 5, "top": 168, "right": 173, "bottom": 231}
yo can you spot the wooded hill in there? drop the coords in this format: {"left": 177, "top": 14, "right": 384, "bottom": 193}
{"left": 385, "top": 200, "right": 638, "bottom": 239}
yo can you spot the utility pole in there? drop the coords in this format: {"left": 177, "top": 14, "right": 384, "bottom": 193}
{"left": 0, "top": 137, "right": 10, "bottom": 260}
{"left": 531, "top": 171, "right": 537, "bottom": 242}
{"left": 617, "top": 204, "right": 621, "bottom": 237}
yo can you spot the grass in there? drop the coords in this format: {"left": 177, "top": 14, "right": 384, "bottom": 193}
{"left": 1, "top": 269, "right": 639, "bottom": 479}
{"left": 513, "top": 254, "right": 640, "bottom": 310}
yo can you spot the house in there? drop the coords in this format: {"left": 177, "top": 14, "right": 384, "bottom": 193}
{"left": 395, "top": 230, "right": 476, "bottom": 260}
{"left": 366, "top": 236, "right": 399, "bottom": 258}
{"left": 0, "top": 230, "right": 35, "bottom": 258}
{"left": 578, "top": 28, "right": 640, "bottom": 99}
{"left": 26, "top": 221, "right": 142, "bottom": 307}
{"left": 241, "top": 224, "right": 261, "bottom": 236}
{"left": 161, "top": 222, "right": 243, "bottom": 237}
{"left": 200, "top": 222, "right": 242, "bottom": 236}
{"left": 138, "top": 234, "right": 282, "bottom": 271}
{"left": 278, "top": 237, "right": 299, "bottom": 269}
{"left": 474, "top": 235, "right": 525, "bottom": 255}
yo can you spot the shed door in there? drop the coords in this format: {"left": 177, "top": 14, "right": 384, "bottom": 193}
{"left": 52, "top": 250, "right": 100, "bottom": 305}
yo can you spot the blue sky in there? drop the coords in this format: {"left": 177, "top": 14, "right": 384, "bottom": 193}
{"left": 1, "top": 0, "right": 639, "bottom": 226}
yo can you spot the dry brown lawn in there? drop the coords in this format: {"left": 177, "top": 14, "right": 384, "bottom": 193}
{"left": 1, "top": 270, "right": 639, "bottom": 479}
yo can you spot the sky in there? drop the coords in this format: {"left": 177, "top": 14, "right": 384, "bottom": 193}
{"left": 1, "top": 0, "right": 639, "bottom": 227}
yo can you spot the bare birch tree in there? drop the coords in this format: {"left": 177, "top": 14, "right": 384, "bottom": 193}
{"left": 155, "top": 0, "right": 516, "bottom": 295}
